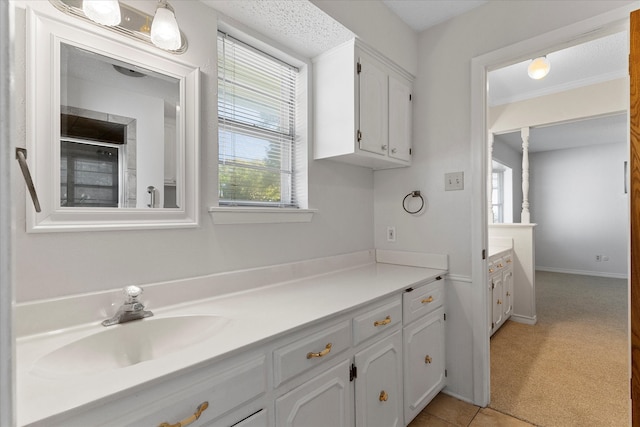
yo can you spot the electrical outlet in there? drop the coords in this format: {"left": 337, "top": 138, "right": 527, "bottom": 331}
{"left": 595, "top": 255, "right": 601, "bottom": 262}
{"left": 445, "top": 172, "right": 464, "bottom": 191}
{"left": 387, "top": 226, "right": 396, "bottom": 242}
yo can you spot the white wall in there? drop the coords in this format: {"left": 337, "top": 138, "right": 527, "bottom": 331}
{"left": 531, "top": 143, "right": 628, "bottom": 278}
{"left": 492, "top": 139, "right": 523, "bottom": 223}
{"left": 12, "top": 0, "right": 379, "bottom": 302}
{"left": 370, "top": 0, "right": 635, "bottom": 403}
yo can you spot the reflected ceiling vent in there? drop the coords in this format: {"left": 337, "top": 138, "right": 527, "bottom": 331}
{"left": 113, "top": 65, "right": 146, "bottom": 77}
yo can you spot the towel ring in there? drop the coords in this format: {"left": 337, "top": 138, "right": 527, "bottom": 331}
{"left": 403, "top": 191, "right": 424, "bottom": 215}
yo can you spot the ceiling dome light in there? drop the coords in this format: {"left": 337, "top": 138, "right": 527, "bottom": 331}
{"left": 527, "top": 56, "right": 551, "bottom": 80}
{"left": 82, "top": 0, "right": 121, "bottom": 26}
{"left": 150, "top": 0, "right": 182, "bottom": 51}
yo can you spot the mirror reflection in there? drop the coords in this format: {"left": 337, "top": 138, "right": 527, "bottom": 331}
{"left": 60, "top": 42, "right": 180, "bottom": 209}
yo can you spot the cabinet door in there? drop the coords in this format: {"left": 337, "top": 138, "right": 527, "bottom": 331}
{"left": 388, "top": 75, "right": 412, "bottom": 162}
{"left": 358, "top": 53, "right": 388, "bottom": 156}
{"left": 492, "top": 273, "right": 504, "bottom": 332}
{"left": 503, "top": 269, "right": 513, "bottom": 319}
{"left": 276, "top": 359, "right": 353, "bottom": 427}
{"left": 403, "top": 307, "right": 446, "bottom": 423}
{"left": 355, "top": 330, "right": 403, "bottom": 427}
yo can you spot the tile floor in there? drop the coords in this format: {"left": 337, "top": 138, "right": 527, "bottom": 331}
{"left": 408, "top": 393, "right": 537, "bottom": 427}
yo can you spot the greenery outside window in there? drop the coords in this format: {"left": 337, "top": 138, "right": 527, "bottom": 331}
{"left": 217, "top": 31, "right": 299, "bottom": 208}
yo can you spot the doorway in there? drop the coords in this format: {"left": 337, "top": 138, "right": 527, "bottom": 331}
{"left": 469, "top": 4, "right": 634, "bottom": 420}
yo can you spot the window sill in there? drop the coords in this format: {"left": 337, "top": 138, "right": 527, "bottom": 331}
{"left": 208, "top": 207, "right": 317, "bottom": 225}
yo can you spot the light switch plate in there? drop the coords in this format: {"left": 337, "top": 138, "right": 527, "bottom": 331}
{"left": 445, "top": 172, "right": 464, "bottom": 191}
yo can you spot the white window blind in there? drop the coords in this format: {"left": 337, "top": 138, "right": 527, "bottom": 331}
{"left": 217, "top": 32, "right": 299, "bottom": 207}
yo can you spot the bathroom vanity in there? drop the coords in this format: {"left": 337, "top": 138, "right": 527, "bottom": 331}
{"left": 16, "top": 251, "right": 447, "bottom": 427}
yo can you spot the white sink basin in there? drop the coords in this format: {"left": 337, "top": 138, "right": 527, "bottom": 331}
{"left": 32, "top": 315, "right": 230, "bottom": 377}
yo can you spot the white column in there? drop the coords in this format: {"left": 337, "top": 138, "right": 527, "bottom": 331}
{"left": 521, "top": 127, "right": 531, "bottom": 224}
{"left": 487, "top": 132, "right": 494, "bottom": 223}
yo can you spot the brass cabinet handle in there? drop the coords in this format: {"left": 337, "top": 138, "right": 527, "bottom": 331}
{"left": 497, "top": 299, "right": 502, "bottom": 305}
{"left": 159, "top": 401, "right": 209, "bottom": 427}
{"left": 379, "top": 390, "right": 388, "bottom": 402}
{"left": 373, "top": 316, "right": 392, "bottom": 327}
{"left": 488, "top": 268, "right": 494, "bottom": 273}
{"left": 425, "top": 355, "right": 432, "bottom": 364}
{"left": 421, "top": 296, "right": 434, "bottom": 304}
{"left": 506, "top": 291, "right": 511, "bottom": 297}
{"left": 307, "top": 343, "right": 332, "bottom": 359}
{"left": 506, "top": 259, "right": 512, "bottom": 263}
{"left": 497, "top": 263, "right": 503, "bottom": 268}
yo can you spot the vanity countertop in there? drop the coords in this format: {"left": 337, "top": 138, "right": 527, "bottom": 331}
{"left": 16, "top": 260, "right": 446, "bottom": 426}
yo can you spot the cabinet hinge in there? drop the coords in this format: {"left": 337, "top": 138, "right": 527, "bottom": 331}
{"left": 491, "top": 281, "right": 495, "bottom": 289}
{"left": 409, "top": 94, "right": 412, "bottom": 101}
{"left": 482, "top": 249, "right": 487, "bottom": 260}
{"left": 357, "top": 129, "right": 362, "bottom": 142}
{"left": 350, "top": 364, "right": 357, "bottom": 381}
{"left": 357, "top": 62, "right": 362, "bottom": 74}
{"left": 436, "top": 276, "right": 442, "bottom": 281}
{"left": 445, "top": 369, "right": 448, "bottom": 378}
{"left": 405, "top": 287, "right": 414, "bottom": 293}
{"left": 492, "top": 322, "right": 495, "bottom": 328}
{"left": 409, "top": 148, "right": 412, "bottom": 155}
{"left": 444, "top": 313, "right": 446, "bottom": 321}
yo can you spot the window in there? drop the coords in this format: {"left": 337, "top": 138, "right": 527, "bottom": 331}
{"left": 491, "top": 160, "right": 513, "bottom": 223}
{"left": 217, "top": 32, "right": 299, "bottom": 208}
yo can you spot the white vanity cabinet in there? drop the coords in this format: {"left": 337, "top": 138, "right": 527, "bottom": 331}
{"left": 274, "top": 295, "right": 404, "bottom": 427}
{"left": 402, "top": 277, "right": 446, "bottom": 423}
{"left": 489, "top": 250, "right": 514, "bottom": 336}
{"left": 313, "top": 39, "right": 413, "bottom": 170}
{"left": 20, "top": 267, "right": 449, "bottom": 427}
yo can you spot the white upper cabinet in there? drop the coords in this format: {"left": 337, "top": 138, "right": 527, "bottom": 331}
{"left": 313, "top": 39, "right": 413, "bottom": 170}
{"left": 388, "top": 75, "right": 412, "bottom": 162}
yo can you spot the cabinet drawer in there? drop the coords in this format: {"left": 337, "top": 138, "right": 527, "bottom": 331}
{"left": 352, "top": 297, "right": 402, "bottom": 345}
{"left": 502, "top": 253, "right": 513, "bottom": 267}
{"left": 122, "top": 354, "right": 267, "bottom": 427}
{"left": 274, "top": 321, "right": 351, "bottom": 387}
{"left": 403, "top": 278, "right": 444, "bottom": 324}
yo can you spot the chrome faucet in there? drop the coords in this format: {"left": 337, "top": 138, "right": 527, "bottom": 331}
{"left": 102, "top": 285, "right": 153, "bottom": 326}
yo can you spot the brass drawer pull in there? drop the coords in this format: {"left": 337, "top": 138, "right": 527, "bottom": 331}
{"left": 379, "top": 390, "right": 388, "bottom": 402}
{"left": 421, "top": 296, "right": 434, "bottom": 304}
{"left": 497, "top": 299, "right": 502, "bottom": 305}
{"left": 425, "top": 355, "right": 432, "bottom": 364}
{"left": 159, "top": 401, "right": 209, "bottom": 427}
{"left": 506, "top": 259, "right": 512, "bottom": 263}
{"left": 373, "top": 316, "right": 392, "bottom": 327}
{"left": 307, "top": 343, "right": 332, "bottom": 359}
{"left": 488, "top": 268, "right": 494, "bottom": 273}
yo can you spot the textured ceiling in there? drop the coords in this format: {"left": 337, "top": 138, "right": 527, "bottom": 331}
{"left": 382, "top": 0, "right": 488, "bottom": 32}
{"left": 200, "top": 0, "right": 354, "bottom": 58}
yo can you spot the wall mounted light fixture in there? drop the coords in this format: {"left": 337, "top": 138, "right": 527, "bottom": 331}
{"left": 150, "top": 0, "right": 181, "bottom": 51}
{"left": 527, "top": 56, "right": 550, "bottom": 80}
{"left": 82, "top": 0, "right": 121, "bottom": 26}
{"left": 50, "top": 0, "right": 187, "bottom": 53}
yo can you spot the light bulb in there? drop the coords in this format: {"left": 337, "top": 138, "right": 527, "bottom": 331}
{"left": 82, "top": 0, "right": 121, "bottom": 26}
{"left": 527, "top": 56, "right": 550, "bottom": 80}
{"left": 150, "top": 2, "right": 182, "bottom": 51}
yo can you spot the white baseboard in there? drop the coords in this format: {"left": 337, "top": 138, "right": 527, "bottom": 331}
{"left": 536, "top": 266, "right": 627, "bottom": 280}
{"left": 510, "top": 314, "right": 537, "bottom": 325}
{"left": 441, "top": 388, "right": 477, "bottom": 406}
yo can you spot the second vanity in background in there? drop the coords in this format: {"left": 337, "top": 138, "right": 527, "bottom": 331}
{"left": 16, "top": 250, "right": 448, "bottom": 427}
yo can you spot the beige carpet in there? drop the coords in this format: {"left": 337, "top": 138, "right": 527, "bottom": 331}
{"left": 489, "top": 271, "right": 628, "bottom": 427}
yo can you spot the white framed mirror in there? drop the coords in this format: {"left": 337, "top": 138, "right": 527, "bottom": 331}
{"left": 26, "top": 5, "right": 199, "bottom": 232}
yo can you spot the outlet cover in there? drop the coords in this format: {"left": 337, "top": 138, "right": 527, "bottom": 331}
{"left": 445, "top": 172, "right": 464, "bottom": 191}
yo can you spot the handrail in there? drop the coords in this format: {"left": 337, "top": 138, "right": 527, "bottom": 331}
{"left": 15, "top": 148, "right": 41, "bottom": 212}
